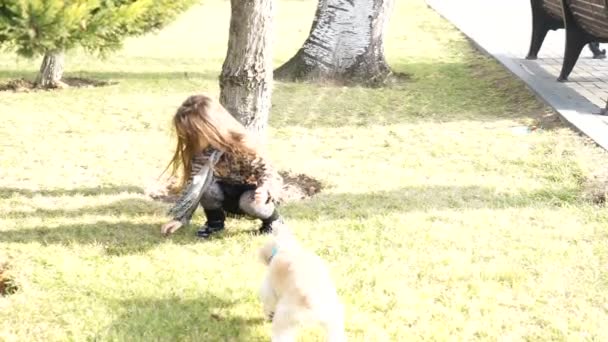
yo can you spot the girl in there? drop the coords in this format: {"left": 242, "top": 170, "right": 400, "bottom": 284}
{"left": 161, "top": 94, "right": 283, "bottom": 238}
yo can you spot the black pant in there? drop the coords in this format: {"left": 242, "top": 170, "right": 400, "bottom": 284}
{"left": 217, "top": 182, "right": 257, "bottom": 216}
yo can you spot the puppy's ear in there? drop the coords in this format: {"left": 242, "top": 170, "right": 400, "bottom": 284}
{"left": 258, "top": 239, "right": 276, "bottom": 265}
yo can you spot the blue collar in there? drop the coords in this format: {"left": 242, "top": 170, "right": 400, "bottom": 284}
{"left": 268, "top": 246, "right": 279, "bottom": 262}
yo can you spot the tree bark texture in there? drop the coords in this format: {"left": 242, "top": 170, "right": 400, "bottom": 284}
{"left": 219, "top": 0, "right": 273, "bottom": 137}
{"left": 275, "top": 0, "right": 394, "bottom": 86}
{"left": 35, "top": 51, "right": 67, "bottom": 88}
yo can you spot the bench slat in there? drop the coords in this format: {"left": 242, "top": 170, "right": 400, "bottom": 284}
{"left": 567, "top": 0, "right": 608, "bottom": 38}
{"left": 543, "top": 0, "right": 564, "bottom": 19}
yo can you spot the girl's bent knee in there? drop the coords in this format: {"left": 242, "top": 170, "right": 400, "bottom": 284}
{"left": 239, "top": 190, "right": 275, "bottom": 218}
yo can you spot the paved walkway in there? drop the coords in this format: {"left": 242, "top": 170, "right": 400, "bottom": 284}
{"left": 426, "top": 0, "right": 608, "bottom": 150}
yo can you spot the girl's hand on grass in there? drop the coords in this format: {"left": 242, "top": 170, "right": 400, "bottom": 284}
{"left": 161, "top": 220, "right": 183, "bottom": 236}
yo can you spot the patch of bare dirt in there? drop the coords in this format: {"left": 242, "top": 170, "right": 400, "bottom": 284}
{"left": 146, "top": 171, "right": 323, "bottom": 204}
{"left": 582, "top": 172, "right": 608, "bottom": 204}
{"left": 0, "top": 78, "right": 35, "bottom": 92}
{"left": 63, "top": 77, "right": 114, "bottom": 88}
{"left": 531, "top": 107, "right": 565, "bottom": 130}
{"left": 0, "top": 77, "right": 115, "bottom": 92}
{"left": 0, "top": 262, "right": 18, "bottom": 296}
{"left": 277, "top": 171, "right": 323, "bottom": 203}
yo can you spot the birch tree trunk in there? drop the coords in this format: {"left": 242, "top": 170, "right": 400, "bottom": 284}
{"left": 219, "top": 0, "right": 273, "bottom": 137}
{"left": 35, "top": 51, "right": 68, "bottom": 89}
{"left": 275, "top": 0, "right": 394, "bottom": 86}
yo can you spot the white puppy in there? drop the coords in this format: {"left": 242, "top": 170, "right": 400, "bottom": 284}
{"left": 258, "top": 223, "right": 346, "bottom": 342}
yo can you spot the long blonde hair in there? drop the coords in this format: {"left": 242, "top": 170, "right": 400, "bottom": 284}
{"left": 165, "top": 94, "right": 259, "bottom": 190}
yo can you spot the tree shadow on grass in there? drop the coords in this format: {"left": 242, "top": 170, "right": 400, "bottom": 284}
{"left": 0, "top": 69, "right": 218, "bottom": 82}
{"left": 0, "top": 219, "right": 264, "bottom": 256}
{"left": 68, "top": 70, "right": 219, "bottom": 82}
{"left": 97, "top": 295, "right": 265, "bottom": 341}
{"left": 280, "top": 184, "right": 581, "bottom": 220}
{"left": 1, "top": 186, "right": 168, "bottom": 256}
{"left": 269, "top": 60, "right": 556, "bottom": 129}
{"left": 0, "top": 185, "right": 582, "bottom": 254}
{"left": 0, "top": 221, "right": 163, "bottom": 256}
{"left": 0, "top": 185, "right": 144, "bottom": 199}
{"left": 0, "top": 190, "right": 260, "bottom": 255}
{"left": 4, "top": 198, "right": 166, "bottom": 220}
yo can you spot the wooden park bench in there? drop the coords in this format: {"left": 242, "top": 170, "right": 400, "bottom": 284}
{"left": 526, "top": 0, "right": 606, "bottom": 81}
{"left": 560, "top": 0, "right": 608, "bottom": 82}
{"left": 562, "top": 0, "right": 608, "bottom": 113}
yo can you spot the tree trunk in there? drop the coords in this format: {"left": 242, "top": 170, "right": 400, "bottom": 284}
{"left": 35, "top": 51, "right": 68, "bottom": 89}
{"left": 219, "top": 0, "right": 273, "bottom": 137}
{"left": 275, "top": 0, "right": 394, "bottom": 86}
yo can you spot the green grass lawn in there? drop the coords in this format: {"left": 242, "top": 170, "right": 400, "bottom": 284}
{"left": 2, "top": 0, "right": 608, "bottom": 340}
